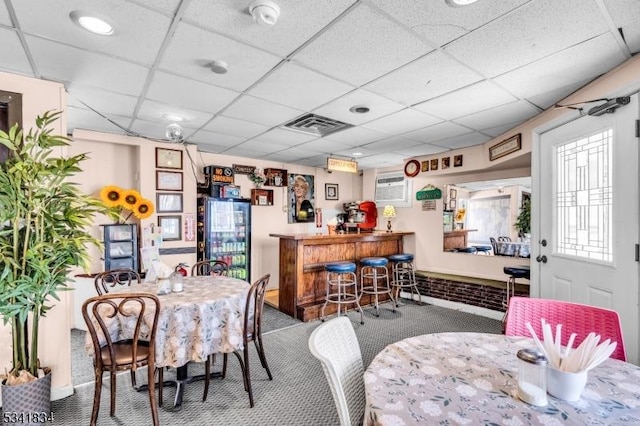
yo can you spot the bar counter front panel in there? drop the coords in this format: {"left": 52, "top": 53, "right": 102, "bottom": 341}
{"left": 269, "top": 232, "right": 414, "bottom": 322}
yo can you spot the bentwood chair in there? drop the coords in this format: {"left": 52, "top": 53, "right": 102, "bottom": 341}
{"left": 82, "top": 293, "right": 160, "bottom": 426}
{"left": 206, "top": 274, "right": 272, "bottom": 407}
{"left": 191, "top": 260, "right": 229, "bottom": 276}
{"left": 505, "top": 296, "right": 627, "bottom": 361}
{"left": 94, "top": 269, "right": 141, "bottom": 295}
{"left": 308, "top": 316, "right": 365, "bottom": 426}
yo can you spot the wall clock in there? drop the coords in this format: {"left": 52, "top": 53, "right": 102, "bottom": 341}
{"left": 404, "top": 159, "right": 420, "bottom": 177}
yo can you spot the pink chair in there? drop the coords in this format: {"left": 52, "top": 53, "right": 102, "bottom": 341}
{"left": 505, "top": 297, "right": 627, "bottom": 361}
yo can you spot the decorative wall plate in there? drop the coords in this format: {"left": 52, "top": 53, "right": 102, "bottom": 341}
{"left": 404, "top": 159, "right": 420, "bottom": 177}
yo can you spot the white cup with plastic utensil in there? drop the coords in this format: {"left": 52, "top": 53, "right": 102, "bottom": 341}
{"left": 546, "top": 366, "right": 587, "bottom": 401}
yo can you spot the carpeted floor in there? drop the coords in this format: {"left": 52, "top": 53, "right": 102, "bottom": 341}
{"left": 58, "top": 301, "right": 501, "bottom": 425}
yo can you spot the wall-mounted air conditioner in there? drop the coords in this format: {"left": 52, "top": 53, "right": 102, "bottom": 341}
{"left": 374, "top": 171, "right": 412, "bottom": 208}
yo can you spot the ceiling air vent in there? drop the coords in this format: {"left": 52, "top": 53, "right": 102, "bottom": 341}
{"left": 283, "top": 113, "right": 353, "bottom": 137}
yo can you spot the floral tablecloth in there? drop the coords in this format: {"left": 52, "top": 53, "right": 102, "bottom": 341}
{"left": 85, "top": 276, "right": 250, "bottom": 368}
{"left": 496, "top": 241, "right": 531, "bottom": 257}
{"left": 364, "top": 332, "right": 640, "bottom": 425}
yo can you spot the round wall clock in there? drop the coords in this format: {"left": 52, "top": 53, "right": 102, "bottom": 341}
{"left": 404, "top": 159, "right": 420, "bottom": 177}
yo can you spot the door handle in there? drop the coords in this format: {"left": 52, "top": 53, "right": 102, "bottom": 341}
{"left": 536, "top": 255, "right": 547, "bottom": 263}
{"left": 539, "top": 239, "right": 547, "bottom": 247}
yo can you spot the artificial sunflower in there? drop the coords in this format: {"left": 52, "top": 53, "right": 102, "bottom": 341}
{"left": 121, "top": 189, "right": 142, "bottom": 209}
{"left": 99, "top": 185, "right": 124, "bottom": 208}
{"left": 134, "top": 199, "right": 155, "bottom": 219}
{"left": 455, "top": 208, "right": 466, "bottom": 223}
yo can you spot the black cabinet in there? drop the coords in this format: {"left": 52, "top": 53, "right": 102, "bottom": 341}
{"left": 101, "top": 224, "right": 138, "bottom": 272}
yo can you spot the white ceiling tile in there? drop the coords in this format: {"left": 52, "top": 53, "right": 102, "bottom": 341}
{"left": 333, "top": 146, "right": 383, "bottom": 158}
{"left": 445, "top": 0, "right": 610, "bottom": 77}
{"left": 26, "top": 36, "right": 149, "bottom": 96}
{"left": 526, "top": 79, "right": 591, "bottom": 110}
{"left": 494, "top": 34, "right": 627, "bottom": 99}
{"left": 453, "top": 101, "right": 540, "bottom": 130}
{"left": 0, "top": 1, "right": 11, "bottom": 25}
{"left": 146, "top": 71, "right": 239, "bottom": 114}
{"left": 203, "top": 116, "right": 269, "bottom": 139}
{"left": 264, "top": 147, "right": 316, "bottom": 162}
{"left": 137, "top": 99, "right": 212, "bottom": 128}
{"left": 14, "top": 0, "right": 171, "bottom": 65}
{"left": 132, "top": 0, "right": 181, "bottom": 15}
{"left": 403, "top": 121, "right": 473, "bottom": 143}
{"left": 392, "top": 143, "right": 449, "bottom": 157}
{"left": 364, "top": 51, "right": 483, "bottom": 106}
{"left": 479, "top": 122, "right": 524, "bottom": 138}
{"left": 323, "top": 126, "right": 387, "bottom": 146}
{"left": 313, "top": 89, "right": 405, "bottom": 125}
{"left": 295, "top": 155, "right": 329, "bottom": 168}
{"left": 435, "top": 132, "right": 490, "bottom": 150}
{"left": 297, "top": 139, "right": 354, "bottom": 154}
{"left": 604, "top": 0, "right": 640, "bottom": 54}
{"left": 183, "top": 0, "right": 358, "bottom": 57}
{"left": 251, "top": 128, "right": 317, "bottom": 146}
{"left": 294, "top": 4, "right": 429, "bottom": 86}
{"left": 187, "top": 129, "right": 246, "bottom": 148}
{"left": 356, "top": 153, "right": 407, "bottom": 168}
{"left": 129, "top": 117, "right": 192, "bottom": 141}
{"left": 67, "top": 86, "right": 139, "bottom": 117}
{"left": 413, "top": 81, "right": 517, "bottom": 120}
{"left": 159, "top": 22, "right": 283, "bottom": 92}
{"left": 363, "top": 108, "right": 442, "bottom": 135}
{"left": 362, "top": 137, "right": 422, "bottom": 152}
{"left": 249, "top": 62, "right": 354, "bottom": 111}
{"left": 234, "top": 139, "right": 291, "bottom": 154}
{"left": 221, "top": 146, "right": 266, "bottom": 158}
{"left": 67, "top": 107, "right": 131, "bottom": 135}
{"left": 0, "top": 29, "right": 34, "bottom": 76}
{"left": 223, "top": 95, "right": 304, "bottom": 127}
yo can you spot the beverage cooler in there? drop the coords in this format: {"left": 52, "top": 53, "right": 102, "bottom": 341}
{"left": 197, "top": 195, "right": 251, "bottom": 281}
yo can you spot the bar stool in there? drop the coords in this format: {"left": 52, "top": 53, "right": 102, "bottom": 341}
{"left": 473, "top": 246, "right": 492, "bottom": 255}
{"left": 360, "top": 257, "right": 395, "bottom": 317}
{"left": 388, "top": 254, "right": 422, "bottom": 306}
{"left": 321, "top": 262, "right": 364, "bottom": 324}
{"left": 502, "top": 265, "right": 530, "bottom": 322}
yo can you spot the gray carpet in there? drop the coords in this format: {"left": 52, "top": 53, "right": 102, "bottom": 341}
{"left": 58, "top": 301, "right": 501, "bottom": 425}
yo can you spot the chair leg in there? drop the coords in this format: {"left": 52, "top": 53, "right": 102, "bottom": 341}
{"left": 130, "top": 369, "right": 137, "bottom": 389}
{"left": 203, "top": 355, "right": 211, "bottom": 401}
{"left": 90, "top": 368, "right": 103, "bottom": 426}
{"left": 222, "top": 353, "right": 228, "bottom": 379}
{"left": 147, "top": 367, "right": 159, "bottom": 426}
{"left": 110, "top": 370, "right": 117, "bottom": 417}
{"left": 157, "top": 367, "right": 164, "bottom": 407}
{"left": 232, "top": 350, "right": 253, "bottom": 407}
{"left": 244, "top": 346, "right": 254, "bottom": 407}
{"left": 253, "top": 337, "right": 272, "bottom": 380}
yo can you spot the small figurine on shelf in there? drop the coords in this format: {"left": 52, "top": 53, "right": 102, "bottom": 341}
{"left": 249, "top": 168, "right": 266, "bottom": 188}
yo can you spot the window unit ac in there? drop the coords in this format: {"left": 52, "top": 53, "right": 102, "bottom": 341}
{"left": 374, "top": 171, "right": 411, "bottom": 208}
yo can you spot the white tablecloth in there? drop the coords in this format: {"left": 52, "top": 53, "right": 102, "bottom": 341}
{"left": 85, "top": 276, "right": 250, "bottom": 368}
{"left": 496, "top": 241, "right": 530, "bottom": 257}
{"left": 364, "top": 332, "right": 640, "bottom": 425}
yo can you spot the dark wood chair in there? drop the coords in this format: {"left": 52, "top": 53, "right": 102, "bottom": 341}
{"left": 191, "top": 260, "right": 229, "bottom": 276}
{"left": 489, "top": 237, "right": 499, "bottom": 255}
{"left": 94, "top": 269, "right": 141, "bottom": 295}
{"left": 82, "top": 292, "right": 160, "bottom": 426}
{"left": 497, "top": 236, "right": 512, "bottom": 242}
{"left": 203, "top": 274, "right": 273, "bottom": 407}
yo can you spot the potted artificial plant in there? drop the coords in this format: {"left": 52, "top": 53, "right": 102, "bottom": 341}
{"left": 0, "top": 111, "right": 107, "bottom": 417}
{"left": 515, "top": 197, "right": 531, "bottom": 239}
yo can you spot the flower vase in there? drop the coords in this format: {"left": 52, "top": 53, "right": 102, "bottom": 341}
{"left": 254, "top": 182, "right": 262, "bottom": 189}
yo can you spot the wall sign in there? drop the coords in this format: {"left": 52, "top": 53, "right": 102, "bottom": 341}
{"left": 233, "top": 164, "right": 255, "bottom": 175}
{"left": 489, "top": 133, "right": 522, "bottom": 161}
{"left": 209, "top": 165, "right": 234, "bottom": 184}
{"left": 416, "top": 187, "right": 442, "bottom": 200}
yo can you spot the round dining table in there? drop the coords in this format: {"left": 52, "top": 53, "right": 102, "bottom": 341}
{"left": 364, "top": 332, "right": 640, "bottom": 425}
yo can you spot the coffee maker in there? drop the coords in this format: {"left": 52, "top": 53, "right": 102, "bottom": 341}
{"left": 336, "top": 201, "right": 377, "bottom": 233}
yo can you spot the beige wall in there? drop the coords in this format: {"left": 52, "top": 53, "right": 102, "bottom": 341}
{"left": 0, "top": 72, "right": 73, "bottom": 402}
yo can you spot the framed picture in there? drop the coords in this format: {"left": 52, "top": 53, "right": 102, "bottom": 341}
{"left": 156, "top": 170, "right": 183, "bottom": 191}
{"left": 430, "top": 158, "right": 439, "bottom": 171}
{"left": 421, "top": 161, "right": 429, "bottom": 172}
{"left": 489, "top": 133, "right": 522, "bottom": 161}
{"left": 449, "top": 199, "right": 457, "bottom": 210}
{"left": 442, "top": 157, "right": 450, "bottom": 169}
{"left": 156, "top": 192, "right": 183, "bottom": 213}
{"left": 449, "top": 188, "right": 457, "bottom": 200}
{"left": 325, "top": 183, "right": 339, "bottom": 200}
{"left": 158, "top": 215, "right": 182, "bottom": 241}
{"left": 454, "top": 154, "right": 463, "bottom": 167}
{"left": 155, "top": 147, "right": 183, "bottom": 169}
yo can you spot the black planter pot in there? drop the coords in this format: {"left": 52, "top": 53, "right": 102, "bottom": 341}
{"left": 1, "top": 371, "right": 52, "bottom": 425}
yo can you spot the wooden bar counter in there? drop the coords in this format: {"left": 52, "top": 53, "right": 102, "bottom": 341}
{"left": 269, "top": 231, "right": 414, "bottom": 322}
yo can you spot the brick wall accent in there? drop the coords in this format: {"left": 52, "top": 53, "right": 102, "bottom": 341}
{"left": 414, "top": 272, "right": 530, "bottom": 312}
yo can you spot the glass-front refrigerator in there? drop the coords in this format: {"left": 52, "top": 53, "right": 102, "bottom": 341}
{"left": 197, "top": 195, "right": 251, "bottom": 281}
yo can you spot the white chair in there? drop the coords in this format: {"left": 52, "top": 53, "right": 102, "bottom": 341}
{"left": 308, "top": 317, "right": 365, "bottom": 426}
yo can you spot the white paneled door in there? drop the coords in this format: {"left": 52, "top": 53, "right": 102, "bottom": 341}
{"left": 536, "top": 94, "right": 639, "bottom": 364}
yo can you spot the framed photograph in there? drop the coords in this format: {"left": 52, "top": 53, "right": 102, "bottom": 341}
{"left": 156, "top": 170, "right": 183, "bottom": 191}
{"left": 155, "top": 147, "right": 183, "bottom": 169}
{"left": 430, "top": 158, "right": 439, "bottom": 171}
{"left": 449, "top": 188, "right": 457, "bottom": 200}
{"left": 489, "top": 133, "right": 522, "bottom": 161}
{"left": 156, "top": 192, "right": 183, "bottom": 213}
{"left": 454, "top": 154, "right": 463, "bottom": 167}
{"left": 449, "top": 199, "right": 457, "bottom": 210}
{"left": 158, "top": 215, "right": 182, "bottom": 241}
{"left": 421, "top": 160, "right": 429, "bottom": 172}
{"left": 442, "top": 157, "right": 450, "bottom": 169}
{"left": 325, "top": 183, "right": 339, "bottom": 200}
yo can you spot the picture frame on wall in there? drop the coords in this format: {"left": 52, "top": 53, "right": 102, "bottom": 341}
{"left": 158, "top": 215, "right": 181, "bottom": 241}
{"left": 156, "top": 170, "right": 183, "bottom": 191}
{"left": 442, "top": 157, "right": 450, "bottom": 169}
{"left": 421, "top": 161, "right": 429, "bottom": 172}
{"left": 325, "top": 183, "right": 339, "bottom": 200}
{"left": 156, "top": 192, "right": 183, "bottom": 213}
{"left": 489, "top": 133, "right": 522, "bottom": 161}
{"left": 155, "top": 147, "right": 183, "bottom": 169}
{"left": 430, "top": 158, "right": 439, "bottom": 171}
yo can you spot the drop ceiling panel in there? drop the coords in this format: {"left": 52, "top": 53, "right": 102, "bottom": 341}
{"left": 363, "top": 108, "right": 442, "bottom": 135}
{"left": 362, "top": 136, "right": 423, "bottom": 153}
{"left": 248, "top": 62, "right": 354, "bottom": 111}
{"left": 129, "top": 117, "right": 191, "bottom": 141}
{"left": 604, "top": 0, "right": 640, "bottom": 53}
{"left": 526, "top": 79, "right": 591, "bottom": 110}
{"left": 355, "top": 152, "right": 407, "bottom": 168}
{"left": 332, "top": 146, "right": 383, "bottom": 158}
{"left": 132, "top": 0, "right": 181, "bottom": 15}
{"left": 313, "top": 89, "right": 405, "bottom": 126}
{"left": 0, "top": 29, "right": 33, "bottom": 76}
{"left": 364, "top": 51, "right": 483, "bottom": 106}
{"left": 393, "top": 143, "right": 449, "bottom": 157}
{"left": 67, "top": 87, "right": 139, "bottom": 116}
{"left": 223, "top": 95, "right": 304, "bottom": 127}
{"left": 159, "top": 22, "right": 282, "bottom": 92}
{"left": 183, "top": 0, "right": 358, "bottom": 57}
{"left": 453, "top": 100, "right": 540, "bottom": 130}
{"left": 26, "top": 36, "right": 149, "bottom": 96}
{"left": 0, "top": 2, "right": 11, "bottom": 25}
{"left": 137, "top": 99, "right": 212, "bottom": 128}
{"left": 322, "top": 126, "right": 387, "bottom": 146}
{"left": 294, "top": 4, "right": 428, "bottom": 86}
{"left": 187, "top": 129, "right": 246, "bottom": 148}
{"left": 297, "top": 139, "right": 355, "bottom": 154}
{"left": 14, "top": 0, "right": 171, "bottom": 65}
{"left": 445, "top": 0, "right": 610, "bottom": 78}
{"left": 263, "top": 147, "right": 317, "bottom": 162}
{"left": 402, "top": 121, "right": 474, "bottom": 144}
{"left": 480, "top": 122, "right": 525, "bottom": 138}
{"left": 494, "top": 34, "right": 627, "bottom": 99}
{"left": 435, "top": 132, "right": 491, "bottom": 150}
{"left": 251, "top": 127, "right": 317, "bottom": 146}
{"left": 413, "top": 81, "right": 517, "bottom": 120}
{"left": 202, "top": 116, "right": 269, "bottom": 139}
{"left": 67, "top": 107, "right": 130, "bottom": 135}
{"left": 146, "top": 71, "right": 239, "bottom": 114}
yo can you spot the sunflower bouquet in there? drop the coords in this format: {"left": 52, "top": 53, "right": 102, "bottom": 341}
{"left": 99, "top": 186, "right": 154, "bottom": 223}
{"left": 455, "top": 207, "right": 466, "bottom": 223}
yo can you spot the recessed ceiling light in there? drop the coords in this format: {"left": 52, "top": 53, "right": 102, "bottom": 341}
{"left": 69, "top": 11, "right": 115, "bottom": 35}
{"left": 349, "top": 105, "right": 370, "bottom": 114}
{"left": 445, "top": 0, "right": 479, "bottom": 7}
{"left": 163, "top": 114, "right": 184, "bottom": 122}
{"left": 352, "top": 152, "right": 363, "bottom": 157}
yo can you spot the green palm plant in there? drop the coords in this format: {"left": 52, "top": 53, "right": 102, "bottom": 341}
{"left": 514, "top": 197, "right": 531, "bottom": 237}
{"left": 0, "top": 111, "right": 108, "bottom": 380}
